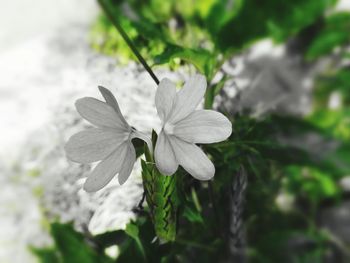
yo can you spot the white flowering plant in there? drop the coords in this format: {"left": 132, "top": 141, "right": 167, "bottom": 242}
{"left": 32, "top": 1, "right": 350, "bottom": 263}
{"left": 65, "top": 73, "right": 232, "bottom": 240}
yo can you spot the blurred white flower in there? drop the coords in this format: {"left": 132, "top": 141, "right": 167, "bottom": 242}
{"left": 154, "top": 74, "right": 232, "bottom": 180}
{"left": 65, "top": 86, "right": 148, "bottom": 192}
{"left": 275, "top": 192, "right": 295, "bottom": 213}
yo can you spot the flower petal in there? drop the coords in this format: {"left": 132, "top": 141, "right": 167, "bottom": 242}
{"left": 174, "top": 110, "right": 232, "bottom": 144}
{"left": 169, "top": 74, "right": 207, "bottom": 124}
{"left": 98, "top": 86, "right": 129, "bottom": 127}
{"left": 155, "top": 131, "right": 178, "bottom": 175}
{"left": 65, "top": 128, "right": 128, "bottom": 164}
{"left": 155, "top": 78, "right": 176, "bottom": 122}
{"left": 83, "top": 142, "right": 128, "bottom": 192}
{"left": 75, "top": 97, "right": 129, "bottom": 130}
{"left": 168, "top": 136, "right": 214, "bottom": 180}
{"left": 131, "top": 130, "right": 153, "bottom": 155}
{"left": 118, "top": 143, "right": 136, "bottom": 185}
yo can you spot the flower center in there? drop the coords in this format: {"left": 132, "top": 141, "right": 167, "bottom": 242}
{"left": 164, "top": 122, "right": 175, "bottom": 135}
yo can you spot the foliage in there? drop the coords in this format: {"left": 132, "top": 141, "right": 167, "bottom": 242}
{"left": 306, "top": 12, "right": 350, "bottom": 60}
{"left": 91, "top": 0, "right": 341, "bottom": 79}
{"left": 31, "top": 223, "right": 114, "bottom": 263}
{"left": 313, "top": 69, "right": 350, "bottom": 110}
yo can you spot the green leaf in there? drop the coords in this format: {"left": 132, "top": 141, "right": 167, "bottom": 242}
{"left": 125, "top": 223, "right": 139, "bottom": 239}
{"left": 116, "top": 239, "right": 147, "bottom": 263}
{"left": 306, "top": 12, "right": 350, "bottom": 60}
{"left": 183, "top": 205, "right": 204, "bottom": 224}
{"left": 308, "top": 109, "right": 350, "bottom": 140}
{"left": 284, "top": 166, "right": 340, "bottom": 205}
{"left": 30, "top": 247, "right": 60, "bottom": 263}
{"left": 93, "top": 230, "right": 127, "bottom": 248}
{"left": 50, "top": 223, "right": 113, "bottom": 263}
{"left": 124, "top": 223, "right": 147, "bottom": 261}
{"left": 313, "top": 68, "right": 350, "bottom": 108}
{"left": 32, "top": 223, "right": 113, "bottom": 263}
{"left": 205, "top": 0, "right": 244, "bottom": 34}
{"left": 216, "top": 0, "right": 336, "bottom": 52}
{"left": 154, "top": 44, "right": 216, "bottom": 79}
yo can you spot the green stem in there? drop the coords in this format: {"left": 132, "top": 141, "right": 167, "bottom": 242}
{"left": 97, "top": 0, "right": 160, "bottom": 85}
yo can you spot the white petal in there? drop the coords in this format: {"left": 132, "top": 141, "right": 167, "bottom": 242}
{"left": 98, "top": 86, "right": 129, "bottom": 126}
{"left": 75, "top": 97, "right": 129, "bottom": 130}
{"left": 168, "top": 74, "right": 207, "bottom": 124}
{"left": 168, "top": 136, "right": 214, "bottom": 180}
{"left": 131, "top": 130, "right": 153, "bottom": 155}
{"left": 155, "top": 78, "right": 176, "bottom": 122}
{"left": 65, "top": 128, "right": 128, "bottom": 163}
{"left": 174, "top": 110, "right": 232, "bottom": 144}
{"left": 155, "top": 131, "right": 178, "bottom": 175}
{"left": 83, "top": 142, "right": 128, "bottom": 192}
{"left": 118, "top": 143, "right": 136, "bottom": 185}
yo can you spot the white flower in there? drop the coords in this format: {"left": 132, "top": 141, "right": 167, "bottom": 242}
{"left": 65, "top": 86, "right": 148, "bottom": 192}
{"left": 154, "top": 74, "right": 232, "bottom": 180}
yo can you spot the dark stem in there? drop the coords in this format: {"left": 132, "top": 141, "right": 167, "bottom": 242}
{"left": 97, "top": 0, "right": 160, "bottom": 85}
{"left": 138, "top": 191, "right": 146, "bottom": 210}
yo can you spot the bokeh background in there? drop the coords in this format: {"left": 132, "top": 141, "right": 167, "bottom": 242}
{"left": 1, "top": 0, "right": 350, "bottom": 262}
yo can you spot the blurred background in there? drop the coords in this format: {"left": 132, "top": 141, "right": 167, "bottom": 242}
{"left": 1, "top": 0, "right": 350, "bottom": 262}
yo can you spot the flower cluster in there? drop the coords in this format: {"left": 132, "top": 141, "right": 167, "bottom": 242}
{"left": 65, "top": 74, "right": 232, "bottom": 192}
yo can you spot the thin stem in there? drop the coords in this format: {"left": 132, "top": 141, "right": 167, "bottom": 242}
{"left": 97, "top": 0, "right": 160, "bottom": 85}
